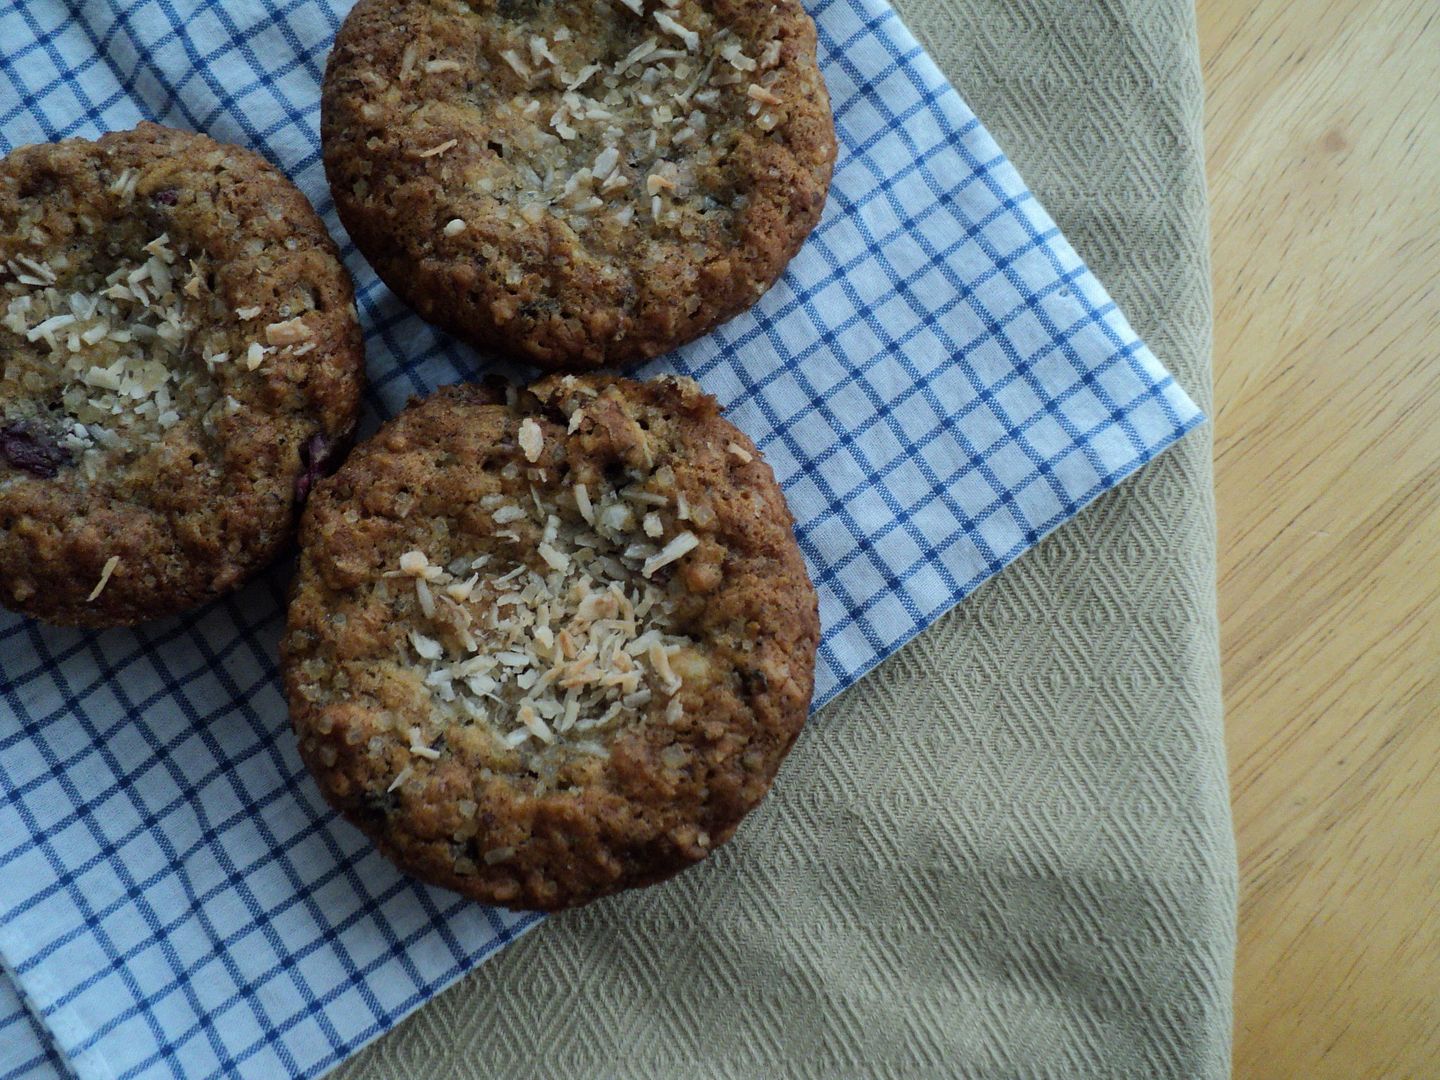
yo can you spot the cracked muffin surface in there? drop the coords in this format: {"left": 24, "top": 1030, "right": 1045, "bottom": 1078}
{"left": 283, "top": 374, "right": 819, "bottom": 910}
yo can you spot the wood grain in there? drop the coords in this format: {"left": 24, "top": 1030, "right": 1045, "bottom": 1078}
{"left": 1198, "top": 0, "right": 1440, "bottom": 1075}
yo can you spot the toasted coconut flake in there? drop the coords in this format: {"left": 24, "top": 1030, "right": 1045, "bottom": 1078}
{"left": 394, "top": 465, "right": 703, "bottom": 753}
{"left": 415, "top": 577, "right": 436, "bottom": 617}
{"left": 616, "top": 37, "right": 659, "bottom": 74}
{"left": 649, "top": 640, "right": 682, "bottom": 693}
{"left": 538, "top": 542, "right": 569, "bottom": 572}
{"left": 408, "top": 726, "right": 442, "bottom": 759}
{"left": 27, "top": 313, "right": 78, "bottom": 341}
{"left": 592, "top": 146, "right": 621, "bottom": 179}
{"left": 399, "top": 42, "right": 419, "bottom": 81}
{"left": 574, "top": 483, "right": 595, "bottom": 523}
{"left": 654, "top": 10, "right": 700, "bottom": 51}
{"left": 87, "top": 555, "right": 120, "bottom": 602}
{"left": 568, "top": 64, "right": 602, "bottom": 92}
{"left": 500, "top": 49, "right": 532, "bottom": 79}
{"left": 14, "top": 255, "right": 57, "bottom": 284}
{"left": 518, "top": 417, "right": 544, "bottom": 461}
{"left": 399, "top": 550, "right": 434, "bottom": 577}
{"left": 418, "top": 138, "right": 459, "bottom": 158}
{"left": 409, "top": 630, "right": 444, "bottom": 660}
{"left": 142, "top": 234, "right": 175, "bottom": 262}
{"left": 643, "top": 531, "right": 699, "bottom": 577}
{"left": 265, "top": 316, "right": 311, "bottom": 345}
{"left": 108, "top": 169, "right": 138, "bottom": 198}
{"left": 720, "top": 43, "right": 757, "bottom": 72}
{"left": 747, "top": 83, "right": 784, "bottom": 106}
{"left": 518, "top": 703, "right": 556, "bottom": 744}
{"left": 447, "top": 574, "right": 479, "bottom": 602}
{"left": 530, "top": 34, "right": 559, "bottom": 66}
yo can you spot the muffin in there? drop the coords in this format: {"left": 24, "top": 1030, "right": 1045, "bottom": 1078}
{"left": 322, "top": 0, "right": 835, "bottom": 370}
{"left": 0, "top": 123, "right": 365, "bottom": 626}
{"left": 283, "top": 374, "right": 820, "bottom": 909}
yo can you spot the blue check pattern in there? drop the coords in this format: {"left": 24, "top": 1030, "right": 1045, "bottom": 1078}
{"left": 0, "top": 1, "right": 1203, "bottom": 1076}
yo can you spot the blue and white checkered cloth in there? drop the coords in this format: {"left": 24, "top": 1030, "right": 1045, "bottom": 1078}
{"left": 0, "top": 1, "right": 1204, "bottom": 1076}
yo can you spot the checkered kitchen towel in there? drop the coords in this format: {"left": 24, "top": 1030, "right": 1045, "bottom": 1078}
{"left": 0, "top": 0, "right": 1204, "bottom": 1076}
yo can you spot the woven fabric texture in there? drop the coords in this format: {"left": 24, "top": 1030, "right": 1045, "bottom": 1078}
{"left": 336, "top": 1, "right": 1237, "bottom": 1077}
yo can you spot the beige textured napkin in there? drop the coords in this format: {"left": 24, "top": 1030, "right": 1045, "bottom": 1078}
{"left": 337, "top": 0, "right": 1236, "bottom": 1076}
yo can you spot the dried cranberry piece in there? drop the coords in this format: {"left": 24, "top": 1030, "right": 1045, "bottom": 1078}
{"left": 0, "top": 421, "right": 70, "bottom": 478}
{"left": 295, "top": 432, "right": 339, "bottom": 503}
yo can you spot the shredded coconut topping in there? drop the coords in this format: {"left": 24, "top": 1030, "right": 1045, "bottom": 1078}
{"left": 2, "top": 236, "right": 226, "bottom": 476}
{"left": 454, "top": 11, "right": 789, "bottom": 233}
{"left": 518, "top": 417, "right": 544, "bottom": 462}
{"left": 653, "top": 10, "right": 700, "bottom": 51}
{"left": 400, "top": 550, "right": 443, "bottom": 579}
{"left": 746, "top": 82, "right": 784, "bottom": 106}
{"left": 643, "top": 530, "right": 699, "bottom": 578}
{"left": 726, "top": 441, "right": 753, "bottom": 463}
{"left": 391, "top": 467, "right": 701, "bottom": 754}
{"left": 265, "top": 316, "right": 311, "bottom": 345}
{"left": 417, "top": 138, "right": 459, "bottom": 158}
{"left": 87, "top": 555, "right": 120, "bottom": 601}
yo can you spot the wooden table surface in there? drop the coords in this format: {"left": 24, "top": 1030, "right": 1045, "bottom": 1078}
{"left": 1198, "top": 0, "right": 1440, "bottom": 1075}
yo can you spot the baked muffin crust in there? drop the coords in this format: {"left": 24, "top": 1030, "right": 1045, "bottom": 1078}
{"left": 0, "top": 123, "right": 365, "bottom": 626}
{"left": 283, "top": 374, "right": 819, "bottom": 909}
{"left": 323, "top": 0, "right": 835, "bottom": 369}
